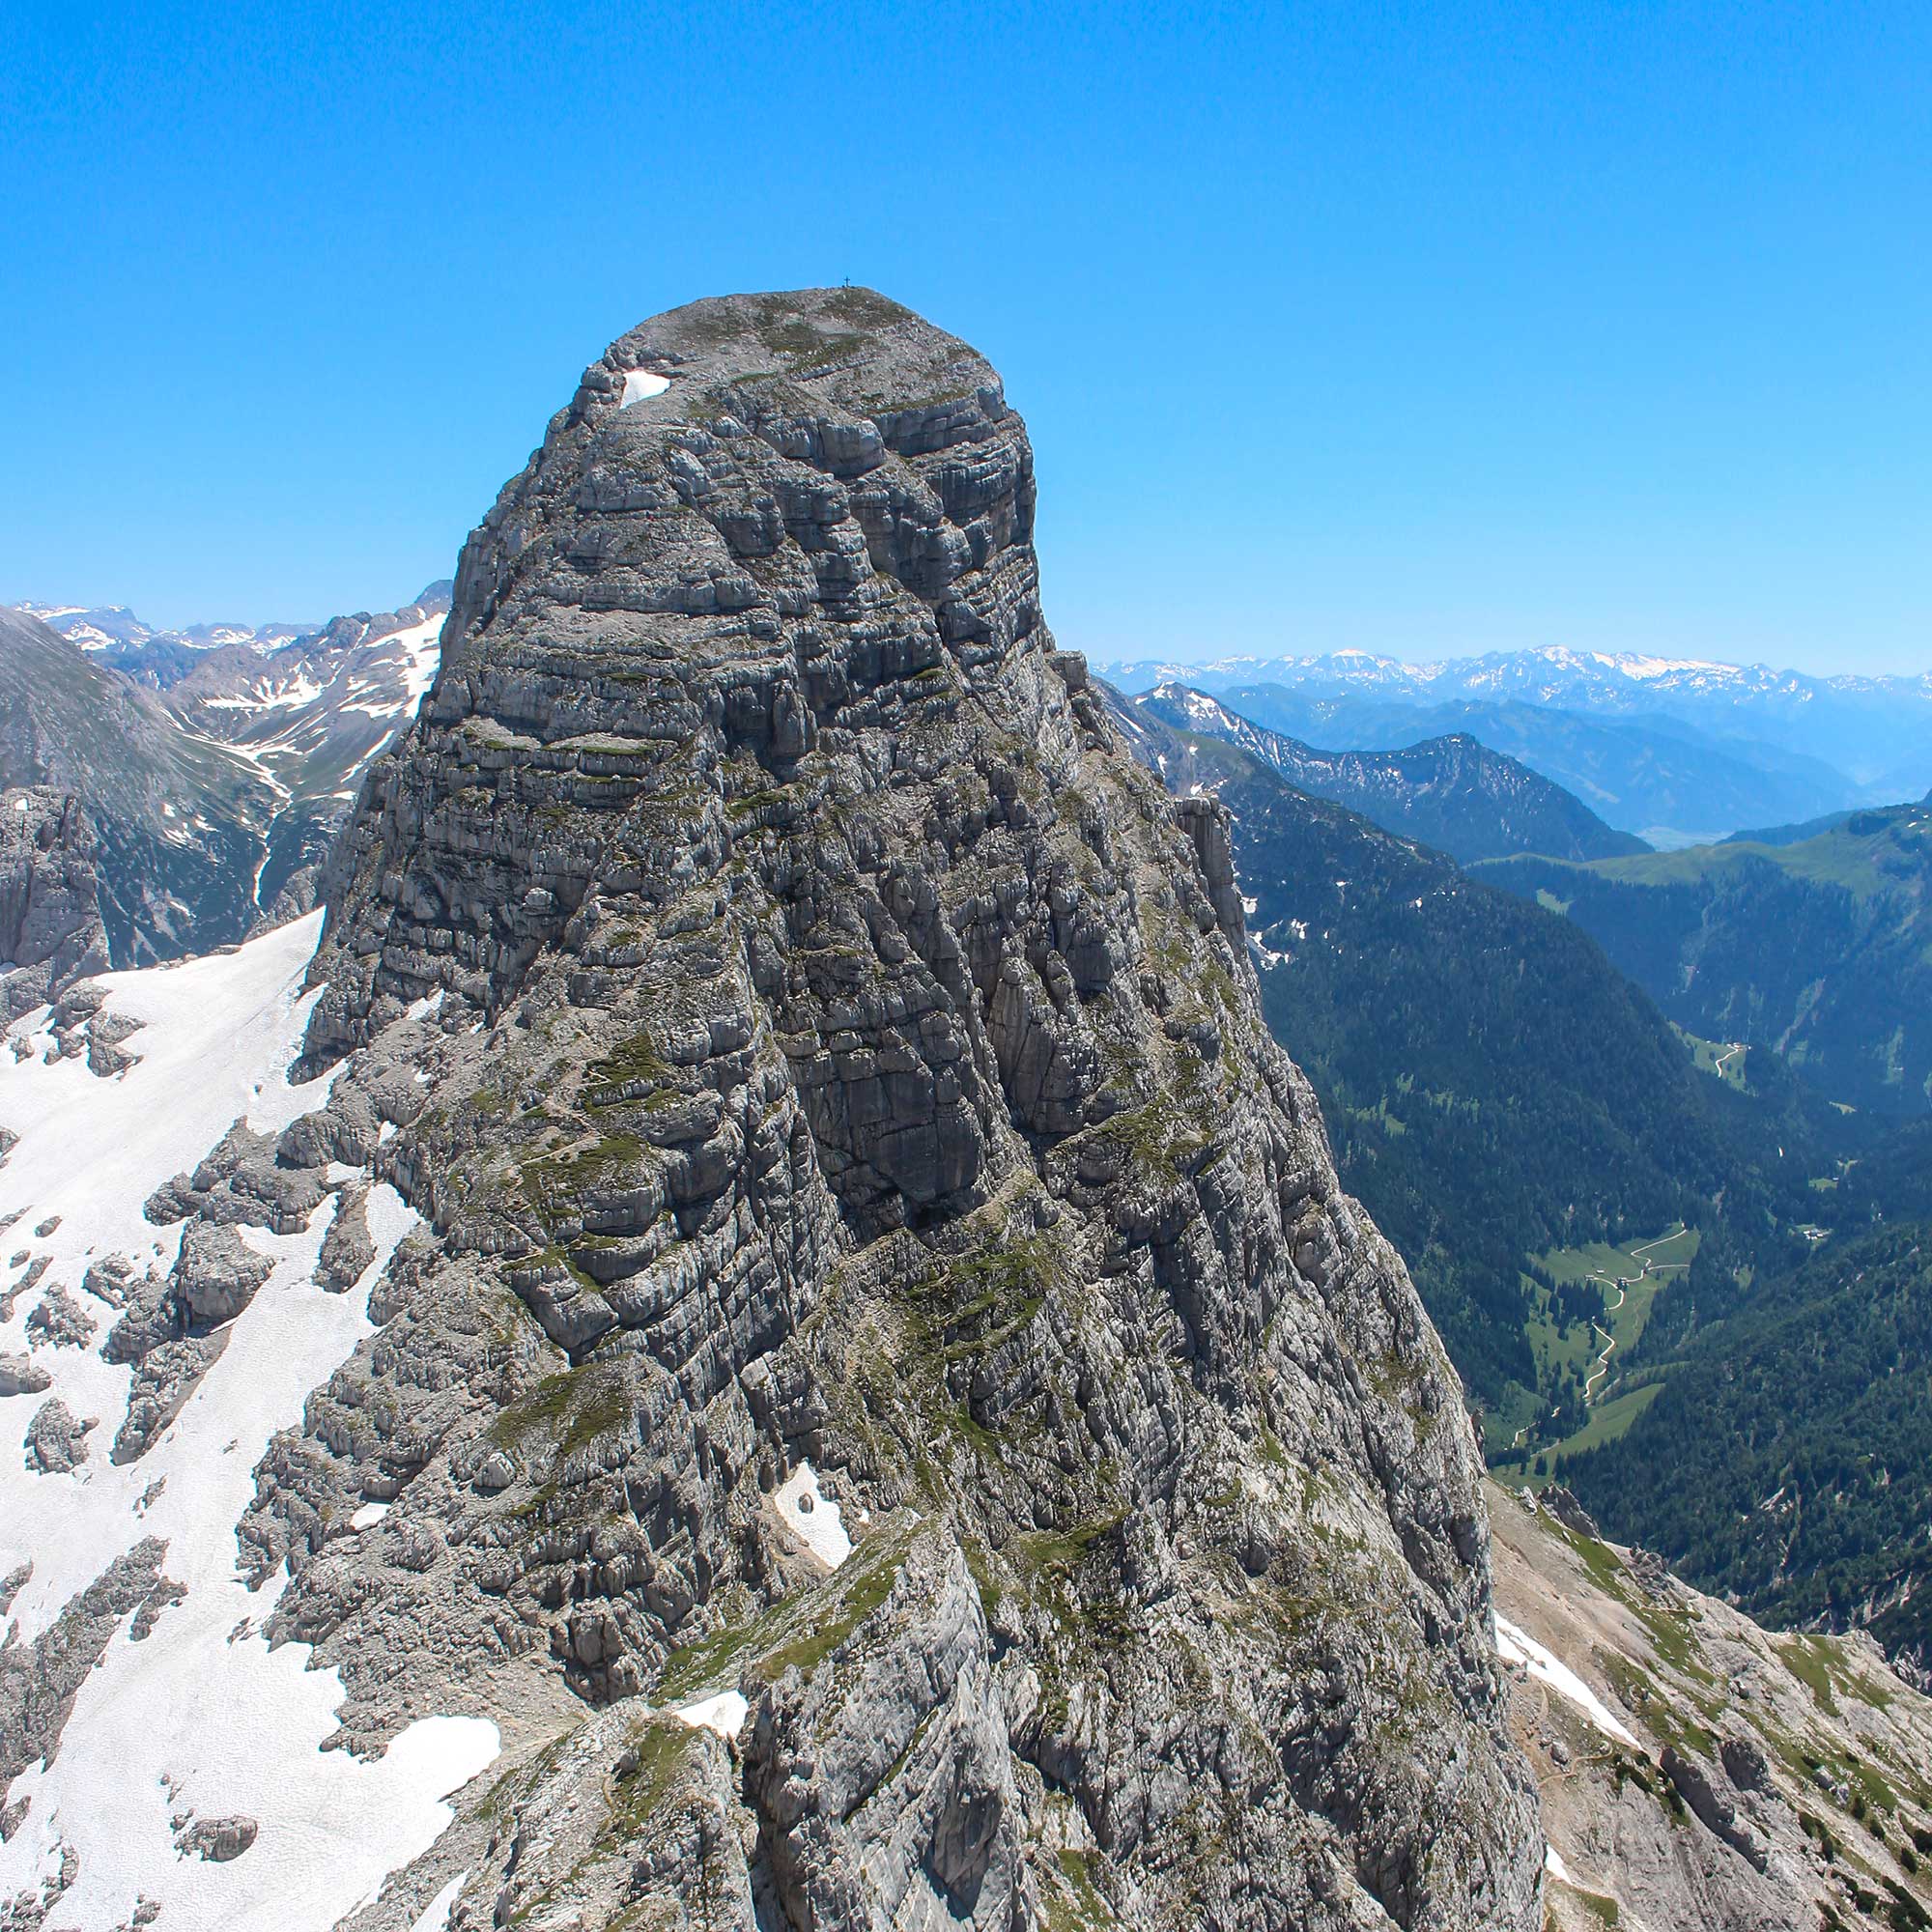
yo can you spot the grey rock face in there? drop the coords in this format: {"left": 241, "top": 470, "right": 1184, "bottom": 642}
{"left": 1661, "top": 1746, "right": 1768, "bottom": 1872}
{"left": 1719, "top": 1735, "right": 1774, "bottom": 1797}
{"left": 0, "top": 789, "right": 109, "bottom": 1022}
{"left": 451, "top": 1702, "right": 756, "bottom": 1932}
{"left": 128, "top": 1573, "right": 186, "bottom": 1641}
{"left": 1537, "top": 1483, "right": 1601, "bottom": 1540}
{"left": 0, "top": 609, "right": 276, "bottom": 970}
{"left": 175, "top": 1814, "right": 259, "bottom": 1862}
{"left": 111, "top": 1332, "right": 230, "bottom": 1465}
{"left": 99, "top": 1230, "right": 258, "bottom": 1463}
{"left": 100, "top": 1264, "right": 181, "bottom": 1365}
{"left": 0, "top": 1539, "right": 168, "bottom": 1795}
{"left": 252, "top": 290, "right": 1540, "bottom": 1928}
{"left": 0, "top": 1258, "right": 45, "bottom": 1323}
{"left": 0, "top": 1356, "right": 50, "bottom": 1398}
{"left": 24, "top": 1286, "right": 95, "bottom": 1350}
{"left": 317, "top": 1183, "right": 377, "bottom": 1293}
{"left": 745, "top": 1531, "right": 1031, "bottom": 1931}
{"left": 1491, "top": 1479, "right": 1932, "bottom": 1932}
{"left": 172, "top": 1222, "right": 274, "bottom": 1328}
{"left": 22, "top": 1399, "right": 94, "bottom": 1474}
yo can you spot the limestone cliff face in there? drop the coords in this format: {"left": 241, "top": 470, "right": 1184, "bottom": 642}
{"left": 259, "top": 289, "right": 1539, "bottom": 1929}
{"left": 0, "top": 787, "right": 110, "bottom": 1020}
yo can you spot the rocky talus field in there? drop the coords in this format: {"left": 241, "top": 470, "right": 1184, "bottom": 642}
{"left": 0, "top": 289, "right": 1927, "bottom": 1932}
{"left": 1494, "top": 1485, "right": 1932, "bottom": 1932}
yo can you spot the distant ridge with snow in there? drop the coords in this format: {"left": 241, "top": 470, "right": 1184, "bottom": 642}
{"left": 14, "top": 605, "right": 320, "bottom": 686}
{"left": 0, "top": 585, "right": 451, "bottom": 961}
{"left": 1097, "top": 643, "right": 1932, "bottom": 840}
{"left": 1129, "top": 680, "right": 1650, "bottom": 864}
{"left": 1098, "top": 640, "right": 1932, "bottom": 707}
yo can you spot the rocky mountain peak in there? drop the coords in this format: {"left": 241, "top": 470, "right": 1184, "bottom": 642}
{"left": 228, "top": 290, "right": 1548, "bottom": 1925}
{"left": 11, "top": 297, "right": 1932, "bottom": 1932}
{"left": 304, "top": 286, "right": 1042, "bottom": 1063}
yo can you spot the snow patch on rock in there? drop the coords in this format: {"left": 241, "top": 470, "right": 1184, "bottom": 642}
{"left": 409, "top": 1867, "right": 469, "bottom": 1932}
{"left": 772, "top": 1461, "right": 851, "bottom": 1569}
{"left": 673, "top": 1690, "right": 749, "bottom": 1739}
{"left": 1494, "top": 1613, "right": 1638, "bottom": 1746}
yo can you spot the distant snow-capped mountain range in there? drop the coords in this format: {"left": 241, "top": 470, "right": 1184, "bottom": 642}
{"left": 1, "top": 584, "right": 452, "bottom": 962}
{"left": 1100, "top": 642, "right": 1932, "bottom": 711}
{"left": 1097, "top": 644, "right": 1932, "bottom": 841}
{"left": 17, "top": 602, "right": 315, "bottom": 655}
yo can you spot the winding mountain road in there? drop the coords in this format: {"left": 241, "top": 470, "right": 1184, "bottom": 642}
{"left": 1579, "top": 1233, "right": 1690, "bottom": 1403}
{"left": 1509, "top": 1229, "right": 1696, "bottom": 1452}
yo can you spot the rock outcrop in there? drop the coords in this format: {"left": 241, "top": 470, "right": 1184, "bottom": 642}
{"left": 0, "top": 789, "right": 109, "bottom": 1022}
{"left": 174, "top": 1814, "right": 259, "bottom": 1863}
{"left": 244, "top": 289, "right": 1541, "bottom": 1928}
{"left": 0, "top": 1540, "right": 170, "bottom": 1795}
{"left": 0, "top": 1356, "right": 50, "bottom": 1399}
{"left": 1492, "top": 1481, "right": 1932, "bottom": 1932}
{"left": 22, "top": 1398, "right": 94, "bottom": 1474}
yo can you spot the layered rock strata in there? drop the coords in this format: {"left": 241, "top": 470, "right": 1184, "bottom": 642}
{"left": 244, "top": 289, "right": 1541, "bottom": 1928}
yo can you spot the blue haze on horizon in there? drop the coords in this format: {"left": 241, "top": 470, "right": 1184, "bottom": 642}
{"left": 1, "top": 0, "right": 1926, "bottom": 676}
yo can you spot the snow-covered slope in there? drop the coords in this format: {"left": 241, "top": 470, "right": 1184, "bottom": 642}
{"left": 0, "top": 916, "right": 497, "bottom": 1930}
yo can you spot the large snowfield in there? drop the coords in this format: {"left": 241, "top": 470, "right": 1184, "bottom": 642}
{"left": 0, "top": 916, "right": 497, "bottom": 1931}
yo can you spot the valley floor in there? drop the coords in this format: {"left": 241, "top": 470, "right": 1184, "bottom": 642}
{"left": 1491, "top": 1222, "right": 1697, "bottom": 1473}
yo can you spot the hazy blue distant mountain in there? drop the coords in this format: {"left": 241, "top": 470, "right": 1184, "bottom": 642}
{"left": 1720, "top": 808, "right": 1861, "bottom": 846}
{"left": 1130, "top": 682, "right": 1648, "bottom": 863}
{"left": 1099, "top": 643, "right": 1932, "bottom": 790}
{"left": 1099, "top": 643, "right": 1932, "bottom": 838}
{"left": 1192, "top": 686, "right": 1854, "bottom": 843}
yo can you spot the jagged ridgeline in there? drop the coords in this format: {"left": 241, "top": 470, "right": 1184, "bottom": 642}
{"left": 271, "top": 289, "right": 1540, "bottom": 1926}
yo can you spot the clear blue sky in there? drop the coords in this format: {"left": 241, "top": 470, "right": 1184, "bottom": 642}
{"left": 3, "top": 0, "right": 1925, "bottom": 672}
